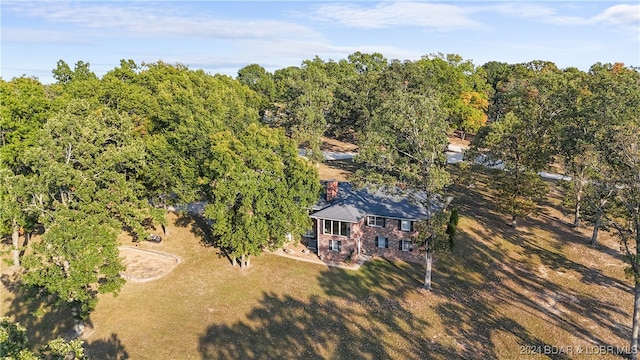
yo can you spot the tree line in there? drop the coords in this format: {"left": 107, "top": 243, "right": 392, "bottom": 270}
{"left": 1, "top": 53, "right": 639, "bottom": 357}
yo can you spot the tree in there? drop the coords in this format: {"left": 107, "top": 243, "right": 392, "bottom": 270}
{"left": 141, "top": 133, "right": 196, "bottom": 235}
{"left": 24, "top": 100, "right": 161, "bottom": 239}
{"left": 326, "top": 52, "right": 387, "bottom": 139}
{"left": 467, "top": 112, "right": 549, "bottom": 228}
{"left": 0, "top": 169, "right": 37, "bottom": 268}
{"left": 413, "top": 208, "right": 454, "bottom": 290}
{"left": 607, "top": 122, "right": 640, "bottom": 358}
{"left": 237, "top": 63, "right": 276, "bottom": 109}
{"left": 0, "top": 317, "right": 88, "bottom": 359}
{"left": 204, "top": 124, "right": 320, "bottom": 268}
{"left": 50, "top": 60, "right": 100, "bottom": 108}
{"left": 0, "top": 77, "right": 51, "bottom": 268}
{"left": 417, "top": 53, "right": 490, "bottom": 139}
{"left": 21, "top": 209, "right": 125, "bottom": 335}
{"left": 18, "top": 100, "right": 162, "bottom": 330}
{"left": 354, "top": 89, "right": 451, "bottom": 290}
{"left": 0, "top": 77, "right": 51, "bottom": 171}
{"left": 590, "top": 63, "right": 640, "bottom": 358}
{"left": 274, "top": 58, "right": 334, "bottom": 161}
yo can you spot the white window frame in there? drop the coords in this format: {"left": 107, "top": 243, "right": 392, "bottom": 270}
{"left": 401, "top": 240, "right": 412, "bottom": 252}
{"left": 323, "top": 220, "right": 350, "bottom": 237}
{"left": 400, "top": 220, "right": 412, "bottom": 232}
{"left": 376, "top": 236, "right": 388, "bottom": 248}
{"left": 330, "top": 240, "right": 342, "bottom": 251}
{"left": 367, "top": 216, "right": 385, "bottom": 227}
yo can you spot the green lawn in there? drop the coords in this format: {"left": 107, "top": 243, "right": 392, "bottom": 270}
{"left": 1, "top": 170, "right": 633, "bottom": 359}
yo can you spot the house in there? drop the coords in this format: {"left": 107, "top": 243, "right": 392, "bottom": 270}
{"left": 303, "top": 180, "right": 439, "bottom": 263}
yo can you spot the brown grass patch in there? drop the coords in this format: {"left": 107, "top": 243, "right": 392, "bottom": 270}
{"left": 317, "top": 159, "right": 361, "bottom": 181}
{"left": 320, "top": 136, "right": 358, "bottom": 152}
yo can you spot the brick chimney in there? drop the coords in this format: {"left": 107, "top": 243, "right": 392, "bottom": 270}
{"left": 326, "top": 180, "right": 338, "bottom": 202}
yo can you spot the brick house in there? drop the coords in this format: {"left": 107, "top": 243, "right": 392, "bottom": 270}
{"left": 303, "top": 180, "right": 438, "bottom": 263}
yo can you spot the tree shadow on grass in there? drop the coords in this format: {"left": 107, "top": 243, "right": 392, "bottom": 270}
{"left": 0, "top": 271, "right": 76, "bottom": 346}
{"left": 199, "top": 259, "right": 458, "bottom": 359}
{"left": 173, "top": 212, "right": 214, "bottom": 245}
{"left": 434, "top": 180, "right": 631, "bottom": 358}
{"left": 85, "top": 333, "right": 129, "bottom": 359}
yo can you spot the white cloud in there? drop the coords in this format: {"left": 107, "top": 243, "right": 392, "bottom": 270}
{"left": 489, "top": 2, "right": 640, "bottom": 34}
{"left": 3, "top": 1, "right": 320, "bottom": 41}
{"left": 312, "top": 2, "right": 485, "bottom": 31}
{"left": 1, "top": 27, "right": 92, "bottom": 44}
{"left": 593, "top": 4, "right": 640, "bottom": 25}
{"left": 487, "top": 3, "right": 589, "bottom": 25}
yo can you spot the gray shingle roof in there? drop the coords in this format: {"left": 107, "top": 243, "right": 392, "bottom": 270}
{"left": 310, "top": 182, "right": 436, "bottom": 223}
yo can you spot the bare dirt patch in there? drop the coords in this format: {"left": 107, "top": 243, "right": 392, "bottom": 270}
{"left": 118, "top": 246, "right": 181, "bottom": 283}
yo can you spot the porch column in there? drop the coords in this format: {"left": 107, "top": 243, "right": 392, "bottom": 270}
{"left": 316, "top": 218, "right": 321, "bottom": 255}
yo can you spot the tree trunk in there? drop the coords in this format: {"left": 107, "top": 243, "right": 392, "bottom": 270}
{"left": 11, "top": 219, "right": 20, "bottom": 268}
{"left": 572, "top": 168, "right": 586, "bottom": 228}
{"left": 161, "top": 201, "right": 169, "bottom": 236}
{"left": 231, "top": 255, "right": 237, "bottom": 267}
{"left": 240, "top": 254, "right": 246, "bottom": 269}
{"left": 246, "top": 255, "right": 251, "bottom": 268}
{"left": 161, "top": 223, "right": 168, "bottom": 237}
{"left": 573, "top": 195, "right": 581, "bottom": 228}
{"left": 590, "top": 212, "right": 602, "bottom": 246}
{"left": 631, "top": 282, "right": 640, "bottom": 360}
{"left": 423, "top": 250, "right": 432, "bottom": 290}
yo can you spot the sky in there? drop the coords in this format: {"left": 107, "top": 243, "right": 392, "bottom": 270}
{"left": 1, "top": 1, "right": 639, "bottom": 84}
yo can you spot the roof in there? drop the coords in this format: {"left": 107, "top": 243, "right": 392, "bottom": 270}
{"left": 310, "top": 181, "right": 440, "bottom": 223}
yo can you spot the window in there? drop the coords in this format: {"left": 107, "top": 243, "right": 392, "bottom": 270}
{"left": 323, "top": 220, "right": 350, "bottom": 237}
{"left": 400, "top": 240, "right": 413, "bottom": 252}
{"left": 330, "top": 240, "right": 342, "bottom": 251}
{"left": 377, "top": 236, "right": 388, "bottom": 248}
{"left": 400, "top": 220, "right": 413, "bottom": 232}
{"left": 303, "top": 229, "right": 315, "bottom": 238}
{"left": 367, "top": 216, "right": 385, "bottom": 227}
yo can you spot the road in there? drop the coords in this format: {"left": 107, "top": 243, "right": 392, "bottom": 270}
{"left": 304, "top": 144, "right": 571, "bottom": 182}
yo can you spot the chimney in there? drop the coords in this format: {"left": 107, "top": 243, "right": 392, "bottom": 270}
{"left": 326, "top": 180, "right": 338, "bottom": 202}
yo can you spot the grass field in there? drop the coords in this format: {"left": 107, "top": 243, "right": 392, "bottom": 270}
{"left": 1, "top": 161, "right": 634, "bottom": 359}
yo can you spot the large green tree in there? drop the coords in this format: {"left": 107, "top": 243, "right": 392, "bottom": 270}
{"left": 19, "top": 100, "right": 161, "bottom": 330}
{"left": 468, "top": 65, "right": 564, "bottom": 228}
{"left": 554, "top": 67, "right": 595, "bottom": 228}
{"left": 0, "top": 169, "right": 37, "bottom": 268}
{"left": 274, "top": 58, "right": 334, "bottom": 161}
{"left": 417, "top": 53, "right": 490, "bottom": 139}
{"left": 21, "top": 209, "right": 125, "bottom": 334}
{"left": 204, "top": 124, "right": 320, "bottom": 268}
{"left": 354, "top": 89, "right": 451, "bottom": 290}
{"left": 468, "top": 111, "right": 549, "bottom": 228}
{"left": 0, "top": 77, "right": 51, "bottom": 268}
{"left": 589, "top": 63, "right": 640, "bottom": 358}
{"left": 327, "top": 52, "right": 387, "bottom": 140}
